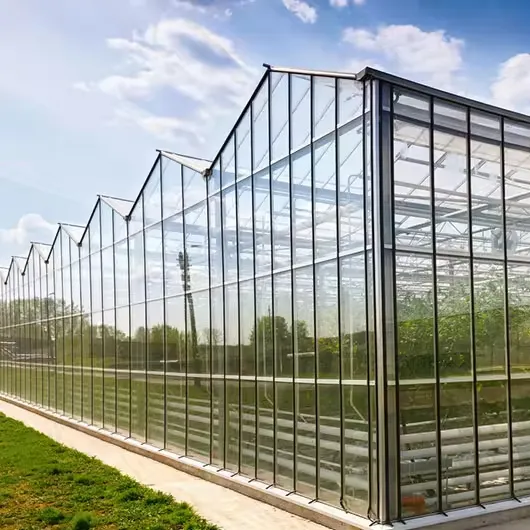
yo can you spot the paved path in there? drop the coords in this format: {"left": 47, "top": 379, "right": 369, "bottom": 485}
{"left": 0, "top": 400, "right": 326, "bottom": 530}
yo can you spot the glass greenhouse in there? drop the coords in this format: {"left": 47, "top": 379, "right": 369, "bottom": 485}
{"left": 2, "top": 65, "right": 530, "bottom": 526}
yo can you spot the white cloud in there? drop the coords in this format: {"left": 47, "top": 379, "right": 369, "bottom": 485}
{"left": 348, "top": 57, "right": 384, "bottom": 74}
{"left": 491, "top": 53, "right": 530, "bottom": 111}
{"left": 78, "top": 18, "right": 258, "bottom": 147}
{"left": 343, "top": 24, "right": 464, "bottom": 88}
{"left": 330, "top": 0, "right": 364, "bottom": 7}
{"left": 282, "top": 0, "right": 317, "bottom": 23}
{"left": 0, "top": 214, "right": 56, "bottom": 247}
{"left": 115, "top": 105, "right": 205, "bottom": 144}
{"left": 172, "top": 0, "right": 255, "bottom": 18}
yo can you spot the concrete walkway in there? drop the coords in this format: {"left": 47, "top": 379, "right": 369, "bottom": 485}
{"left": 0, "top": 400, "right": 326, "bottom": 530}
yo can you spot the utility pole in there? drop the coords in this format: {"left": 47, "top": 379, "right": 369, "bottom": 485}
{"left": 178, "top": 250, "right": 200, "bottom": 387}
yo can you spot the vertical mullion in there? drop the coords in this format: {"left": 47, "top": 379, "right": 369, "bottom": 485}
{"left": 0, "top": 282, "right": 2, "bottom": 395}
{"left": 70, "top": 240, "right": 75, "bottom": 417}
{"left": 334, "top": 78, "right": 346, "bottom": 506}
{"left": 182, "top": 165, "right": 189, "bottom": 456}
{"left": 15, "top": 275, "right": 18, "bottom": 400}
{"left": 112, "top": 213, "right": 118, "bottom": 434}
{"left": 88, "top": 233, "right": 94, "bottom": 425}
{"left": 13, "top": 276, "right": 16, "bottom": 398}
{"left": 267, "top": 69, "right": 277, "bottom": 486}
{"left": 142, "top": 196, "right": 148, "bottom": 443}
{"left": 14, "top": 276, "right": 17, "bottom": 399}
{"left": 53, "top": 254, "right": 58, "bottom": 414}
{"left": 27, "top": 265, "right": 32, "bottom": 404}
{"left": 160, "top": 160, "right": 168, "bottom": 449}
{"left": 38, "top": 258, "right": 43, "bottom": 406}
{"left": 34, "top": 258, "right": 37, "bottom": 405}
{"left": 61, "top": 234, "right": 65, "bottom": 414}
{"left": 466, "top": 106, "right": 481, "bottom": 507}
{"left": 17, "top": 276, "right": 20, "bottom": 400}
{"left": 220, "top": 158, "right": 227, "bottom": 469}
{"left": 39, "top": 258, "right": 42, "bottom": 405}
{"left": 207, "top": 178, "right": 213, "bottom": 463}
{"left": 32, "top": 261, "right": 36, "bottom": 405}
{"left": 429, "top": 96, "right": 444, "bottom": 513}
{"left": 79, "top": 244, "right": 84, "bottom": 423}
{"left": 100, "top": 207, "right": 105, "bottom": 428}
{"left": 500, "top": 116, "right": 515, "bottom": 499}
{"left": 32, "top": 260, "right": 35, "bottom": 404}
{"left": 250, "top": 93, "right": 259, "bottom": 480}
{"left": 126, "top": 221, "right": 132, "bottom": 439}
{"left": 46, "top": 263, "right": 51, "bottom": 409}
{"left": 310, "top": 74, "right": 320, "bottom": 499}
{"left": 235, "top": 131, "right": 242, "bottom": 474}
{"left": 12, "top": 275, "right": 15, "bottom": 398}
{"left": 22, "top": 274, "right": 25, "bottom": 402}
{"left": 20, "top": 272, "right": 24, "bottom": 402}
{"left": 288, "top": 73, "right": 298, "bottom": 493}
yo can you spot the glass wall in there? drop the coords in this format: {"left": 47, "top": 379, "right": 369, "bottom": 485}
{"left": 4, "top": 67, "right": 529, "bottom": 525}
{"left": 0, "top": 69, "right": 371, "bottom": 519}
{"left": 391, "top": 81, "right": 530, "bottom": 519}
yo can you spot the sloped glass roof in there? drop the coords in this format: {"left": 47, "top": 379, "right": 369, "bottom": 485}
{"left": 32, "top": 243, "right": 51, "bottom": 261}
{"left": 60, "top": 223, "right": 84, "bottom": 244}
{"left": 100, "top": 195, "right": 133, "bottom": 218}
{"left": 159, "top": 151, "right": 211, "bottom": 174}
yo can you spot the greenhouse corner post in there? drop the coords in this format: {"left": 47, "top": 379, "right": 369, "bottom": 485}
{"left": 366, "top": 79, "right": 381, "bottom": 520}
{"left": 372, "top": 78, "right": 400, "bottom": 523}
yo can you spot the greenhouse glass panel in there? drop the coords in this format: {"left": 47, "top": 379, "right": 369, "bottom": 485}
{"left": 5, "top": 66, "right": 530, "bottom": 528}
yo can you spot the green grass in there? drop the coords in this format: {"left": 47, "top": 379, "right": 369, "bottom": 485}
{"left": 0, "top": 413, "right": 218, "bottom": 530}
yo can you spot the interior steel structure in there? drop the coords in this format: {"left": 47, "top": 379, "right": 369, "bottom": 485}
{"left": 2, "top": 64, "right": 530, "bottom": 527}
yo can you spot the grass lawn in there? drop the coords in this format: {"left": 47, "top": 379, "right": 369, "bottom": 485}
{"left": 0, "top": 413, "right": 218, "bottom": 530}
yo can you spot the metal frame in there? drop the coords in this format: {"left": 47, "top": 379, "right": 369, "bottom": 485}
{"left": 4, "top": 64, "right": 530, "bottom": 527}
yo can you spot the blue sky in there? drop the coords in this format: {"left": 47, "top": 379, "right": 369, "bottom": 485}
{"left": 1, "top": 0, "right": 530, "bottom": 265}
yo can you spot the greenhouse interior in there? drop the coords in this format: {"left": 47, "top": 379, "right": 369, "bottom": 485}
{"left": 2, "top": 65, "right": 530, "bottom": 526}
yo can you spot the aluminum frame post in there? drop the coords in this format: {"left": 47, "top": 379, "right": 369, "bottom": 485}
{"left": 372, "top": 79, "right": 400, "bottom": 524}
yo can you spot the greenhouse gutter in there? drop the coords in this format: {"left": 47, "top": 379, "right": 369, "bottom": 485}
{"left": 357, "top": 67, "right": 530, "bottom": 126}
